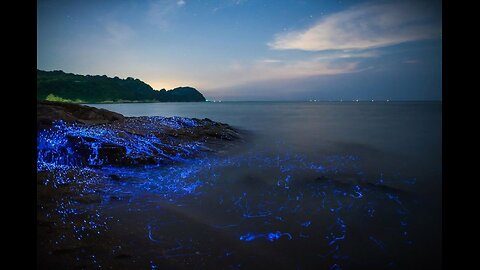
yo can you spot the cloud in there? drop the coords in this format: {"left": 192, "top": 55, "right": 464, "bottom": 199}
{"left": 269, "top": 1, "right": 441, "bottom": 51}
{"left": 103, "top": 21, "right": 135, "bottom": 43}
{"left": 201, "top": 57, "right": 360, "bottom": 89}
{"left": 313, "top": 50, "right": 380, "bottom": 61}
{"left": 212, "top": 0, "right": 246, "bottom": 14}
{"left": 147, "top": 0, "right": 186, "bottom": 30}
{"left": 213, "top": 48, "right": 383, "bottom": 88}
{"left": 403, "top": 59, "right": 419, "bottom": 64}
{"left": 261, "top": 59, "right": 282, "bottom": 63}
{"left": 251, "top": 59, "right": 358, "bottom": 79}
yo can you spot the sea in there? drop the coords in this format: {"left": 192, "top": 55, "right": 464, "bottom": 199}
{"left": 83, "top": 101, "right": 442, "bottom": 269}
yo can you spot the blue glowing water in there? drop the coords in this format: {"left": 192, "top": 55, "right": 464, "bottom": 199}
{"left": 37, "top": 117, "right": 207, "bottom": 168}
{"left": 38, "top": 101, "right": 441, "bottom": 269}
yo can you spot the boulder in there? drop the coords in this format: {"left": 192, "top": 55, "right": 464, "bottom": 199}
{"left": 37, "top": 100, "right": 124, "bottom": 129}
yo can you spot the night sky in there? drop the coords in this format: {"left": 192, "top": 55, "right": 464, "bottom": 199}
{"left": 37, "top": 0, "right": 442, "bottom": 101}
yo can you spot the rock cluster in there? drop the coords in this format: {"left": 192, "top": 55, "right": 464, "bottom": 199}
{"left": 37, "top": 100, "right": 125, "bottom": 129}
{"left": 37, "top": 101, "right": 241, "bottom": 167}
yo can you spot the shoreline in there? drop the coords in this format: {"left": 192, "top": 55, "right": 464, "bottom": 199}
{"left": 37, "top": 100, "right": 242, "bottom": 166}
{"left": 86, "top": 100, "right": 443, "bottom": 104}
{"left": 37, "top": 100, "right": 440, "bottom": 269}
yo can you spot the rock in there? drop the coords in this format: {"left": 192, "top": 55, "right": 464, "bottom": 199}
{"left": 37, "top": 101, "right": 242, "bottom": 167}
{"left": 37, "top": 101, "right": 243, "bottom": 269}
{"left": 108, "top": 174, "right": 121, "bottom": 180}
{"left": 37, "top": 100, "right": 124, "bottom": 130}
{"left": 72, "top": 194, "right": 102, "bottom": 204}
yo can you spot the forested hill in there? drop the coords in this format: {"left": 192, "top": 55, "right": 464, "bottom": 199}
{"left": 37, "top": 70, "right": 206, "bottom": 103}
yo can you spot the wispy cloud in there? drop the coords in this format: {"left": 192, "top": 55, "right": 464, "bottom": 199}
{"left": 403, "top": 59, "right": 419, "bottom": 64}
{"left": 103, "top": 21, "right": 135, "bottom": 44}
{"left": 147, "top": 0, "right": 186, "bottom": 30}
{"left": 269, "top": 1, "right": 441, "bottom": 51}
{"left": 151, "top": 0, "right": 438, "bottom": 91}
{"left": 207, "top": 46, "right": 385, "bottom": 88}
{"left": 261, "top": 59, "right": 283, "bottom": 63}
{"left": 212, "top": 0, "right": 441, "bottom": 90}
{"left": 233, "top": 0, "right": 247, "bottom": 5}
{"left": 312, "top": 50, "right": 380, "bottom": 61}
{"left": 201, "top": 57, "right": 359, "bottom": 89}
{"left": 251, "top": 59, "right": 359, "bottom": 80}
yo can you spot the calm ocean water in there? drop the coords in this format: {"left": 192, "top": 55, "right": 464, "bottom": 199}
{"left": 85, "top": 101, "right": 442, "bottom": 269}
{"left": 91, "top": 102, "right": 441, "bottom": 191}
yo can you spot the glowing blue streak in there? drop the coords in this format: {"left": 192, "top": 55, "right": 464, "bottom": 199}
{"left": 369, "top": 236, "right": 386, "bottom": 252}
{"left": 239, "top": 231, "right": 293, "bottom": 242}
{"left": 301, "top": 221, "right": 311, "bottom": 227}
{"left": 147, "top": 224, "right": 161, "bottom": 243}
{"left": 328, "top": 235, "right": 345, "bottom": 246}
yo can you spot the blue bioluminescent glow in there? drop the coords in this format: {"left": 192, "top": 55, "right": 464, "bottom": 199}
{"left": 269, "top": 231, "right": 293, "bottom": 241}
{"left": 330, "top": 263, "right": 342, "bottom": 270}
{"left": 301, "top": 221, "right": 312, "bottom": 227}
{"left": 38, "top": 125, "right": 418, "bottom": 269}
{"left": 150, "top": 260, "right": 158, "bottom": 270}
{"left": 369, "top": 236, "right": 386, "bottom": 252}
{"left": 37, "top": 117, "right": 207, "bottom": 169}
{"left": 147, "top": 224, "right": 161, "bottom": 243}
{"left": 326, "top": 218, "right": 347, "bottom": 246}
{"left": 350, "top": 185, "right": 363, "bottom": 199}
{"left": 239, "top": 231, "right": 292, "bottom": 242}
{"left": 239, "top": 232, "right": 261, "bottom": 242}
{"left": 299, "top": 233, "right": 310, "bottom": 238}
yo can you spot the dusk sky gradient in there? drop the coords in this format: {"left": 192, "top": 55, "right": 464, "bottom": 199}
{"left": 37, "top": 0, "right": 442, "bottom": 101}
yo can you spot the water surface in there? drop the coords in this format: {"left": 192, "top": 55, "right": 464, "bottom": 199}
{"left": 41, "top": 101, "right": 442, "bottom": 269}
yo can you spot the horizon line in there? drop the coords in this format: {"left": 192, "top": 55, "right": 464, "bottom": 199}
{"left": 202, "top": 99, "right": 442, "bottom": 102}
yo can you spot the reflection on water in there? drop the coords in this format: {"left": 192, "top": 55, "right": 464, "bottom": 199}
{"left": 38, "top": 102, "right": 441, "bottom": 269}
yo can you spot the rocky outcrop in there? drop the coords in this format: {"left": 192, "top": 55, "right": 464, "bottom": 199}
{"left": 37, "top": 100, "right": 124, "bottom": 129}
{"left": 37, "top": 101, "right": 241, "bottom": 167}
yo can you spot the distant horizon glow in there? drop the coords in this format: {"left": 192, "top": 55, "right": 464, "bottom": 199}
{"left": 38, "top": 0, "right": 442, "bottom": 101}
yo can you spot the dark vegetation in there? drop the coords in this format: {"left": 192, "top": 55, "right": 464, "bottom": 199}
{"left": 37, "top": 70, "right": 206, "bottom": 103}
